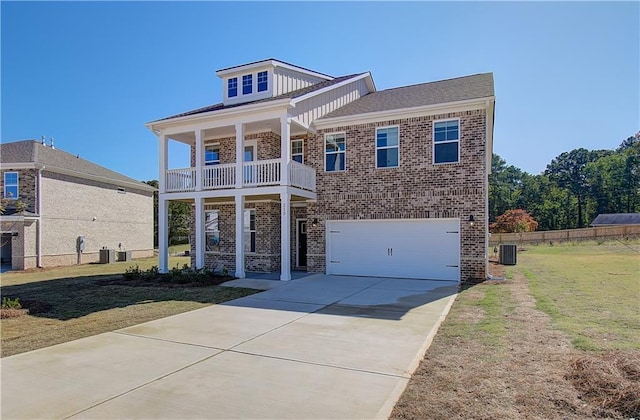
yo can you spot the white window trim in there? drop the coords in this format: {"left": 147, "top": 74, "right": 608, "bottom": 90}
{"left": 242, "top": 74, "right": 253, "bottom": 96}
{"left": 205, "top": 143, "right": 221, "bottom": 165}
{"left": 375, "top": 125, "right": 400, "bottom": 169}
{"left": 227, "top": 77, "right": 238, "bottom": 98}
{"left": 292, "top": 139, "right": 304, "bottom": 164}
{"left": 324, "top": 132, "right": 347, "bottom": 173}
{"left": 257, "top": 70, "right": 269, "bottom": 92}
{"left": 432, "top": 118, "right": 461, "bottom": 165}
{"left": 3, "top": 171, "right": 19, "bottom": 199}
{"left": 244, "top": 208, "right": 256, "bottom": 253}
{"left": 205, "top": 209, "right": 221, "bottom": 253}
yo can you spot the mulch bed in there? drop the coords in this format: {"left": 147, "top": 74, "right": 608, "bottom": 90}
{"left": 96, "top": 275, "right": 236, "bottom": 288}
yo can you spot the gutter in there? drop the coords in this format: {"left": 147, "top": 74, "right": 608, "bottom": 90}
{"left": 37, "top": 167, "right": 43, "bottom": 267}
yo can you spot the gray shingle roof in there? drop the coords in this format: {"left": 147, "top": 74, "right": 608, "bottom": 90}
{"left": 590, "top": 213, "right": 640, "bottom": 226}
{"left": 153, "top": 74, "right": 364, "bottom": 122}
{"left": 217, "top": 58, "right": 334, "bottom": 79}
{"left": 319, "top": 73, "right": 494, "bottom": 119}
{"left": 0, "top": 140, "right": 155, "bottom": 191}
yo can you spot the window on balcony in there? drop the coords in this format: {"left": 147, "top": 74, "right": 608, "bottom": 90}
{"left": 244, "top": 209, "right": 256, "bottom": 253}
{"left": 257, "top": 71, "right": 268, "bottom": 92}
{"left": 205, "top": 210, "right": 220, "bottom": 252}
{"left": 242, "top": 74, "right": 253, "bottom": 95}
{"left": 228, "top": 78, "right": 238, "bottom": 98}
{"left": 376, "top": 126, "right": 399, "bottom": 168}
{"left": 3, "top": 172, "right": 18, "bottom": 199}
{"left": 325, "top": 133, "right": 346, "bottom": 172}
{"left": 292, "top": 139, "right": 304, "bottom": 164}
{"left": 433, "top": 119, "right": 460, "bottom": 164}
{"left": 205, "top": 145, "right": 220, "bottom": 165}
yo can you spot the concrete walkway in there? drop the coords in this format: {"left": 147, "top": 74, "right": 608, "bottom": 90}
{"left": 1, "top": 274, "right": 458, "bottom": 419}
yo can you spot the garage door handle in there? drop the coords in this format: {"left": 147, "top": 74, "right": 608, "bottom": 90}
{"left": 330, "top": 260, "right": 340, "bottom": 263}
{"left": 446, "top": 231, "right": 459, "bottom": 234}
{"left": 387, "top": 248, "right": 393, "bottom": 256}
{"left": 446, "top": 265, "right": 459, "bottom": 268}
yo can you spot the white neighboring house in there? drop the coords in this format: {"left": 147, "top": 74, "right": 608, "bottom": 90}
{"left": 146, "top": 58, "right": 495, "bottom": 283}
{"left": 0, "top": 139, "right": 155, "bottom": 270}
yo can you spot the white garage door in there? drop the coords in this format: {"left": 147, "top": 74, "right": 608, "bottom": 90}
{"left": 326, "top": 219, "right": 460, "bottom": 281}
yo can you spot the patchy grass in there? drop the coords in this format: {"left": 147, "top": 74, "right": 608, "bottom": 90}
{"left": 392, "top": 241, "right": 640, "bottom": 419}
{"left": 520, "top": 241, "right": 640, "bottom": 351}
{"left": 1, "top": 257, "right": 258, "bottom": 357}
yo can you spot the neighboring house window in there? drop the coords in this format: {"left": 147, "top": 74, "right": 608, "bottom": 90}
{"left": 433, "top": 119, "right": 460, "bottom": 164}
{"left": 244, "top": 209, "right": 256, "bottom": 253}
{"left": 242, "top": 74, "right": 252, "bottom": 95}
{"left": 257, "top": 71, "right": 268, "bottom": 92}
{"left": 325, "top": 133, "right": 346, "bottom": 172}
{"left": 205, "top": 145, "right": 220, "bottom": 165}
{"left": 3, "top": 172, "right": 18, "bottom": 199}
{"left": 117, "top": 187, "right": 126, "bottom": 194}
{"left": 292, "top": 139, "right": 304, "bottom": 164}
{"left": 376, "top": 126, "right": 399, "bottom": 168}
{"left": 205, "top": 210, "right": 220, "bottom": 252}
{"left": 228, "top": 78, "right": 238, "bottom": 98}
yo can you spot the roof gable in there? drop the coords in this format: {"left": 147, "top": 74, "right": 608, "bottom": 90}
{"left": 0, "top": 140, "right": 155, "bottom": 191}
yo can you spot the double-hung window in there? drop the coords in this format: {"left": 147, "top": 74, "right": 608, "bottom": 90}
{"left": 228, "top": 78, "right": 238, "bottom": 98}
{"left": 242, "top": 74, "right": 253, "bottom": 95}
{"left": 433, "top": 119, "right": 460, "bottom": 164}
{"left": 292, "top": 140, "right": 304, "bottom": 164}
{"left": 205, "top": 210, "right": 220, "bottom": 252}
{"left": 376, "top": 126, "right": 399, "bottom": 168}
{"left": 3, "top": 172, "right": 18, "bottom": 199}
{"left": 257, "top": 71, "right": 268, "bottom": 92}
{"left": 244, "top": 209, "right": 256, "bottom": 253}
{"left": 205, "top": 145, "right": 220, "bottom": 165}
{"left": 325, "top": 133, "right": 346, "bottom": 172}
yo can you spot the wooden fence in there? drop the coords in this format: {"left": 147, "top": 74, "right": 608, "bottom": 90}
{"left": 489, "top": 225, "right": 640, "bottom": 246}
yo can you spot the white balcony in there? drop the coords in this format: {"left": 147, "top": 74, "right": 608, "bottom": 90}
{"left": 164, "top": 160, "right": 316, "bottom": 193}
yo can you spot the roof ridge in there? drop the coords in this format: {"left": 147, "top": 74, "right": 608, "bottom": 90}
{"left": 377, "top": 73, "right": 493, "bottom": 93}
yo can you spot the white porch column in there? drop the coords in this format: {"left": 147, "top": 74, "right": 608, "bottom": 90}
{"left": 235, "top": 123, "right": 244, "bottom": 189}
{"left": 280, "top": 191, "right": 291, "bottom": 281}
{"left": 234, "top": 194, "right": 246, "bottom": 278}
{"left": 158, "top": 197, "right": 169, "bottom": 273}
{"left": 194, "top": 197, "right": 204, "bottom": 269}
{"left": 195, "top": 129, "right": 203, "bottom": 192}
{"left": 280, "top": 116, "right": 291, "bottom": 186}
{"left": 158, "top": 133, "right": 168, "bottom": 193}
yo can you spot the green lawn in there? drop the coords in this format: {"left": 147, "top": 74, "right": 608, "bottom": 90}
{"left": 516, "top": 240, "right": 640, "bottom": 351}
{"left": 1, "top": 255, "right": 258, "bottom": 357}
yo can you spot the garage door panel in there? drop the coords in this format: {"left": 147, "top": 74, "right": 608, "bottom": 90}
{"left": 326, "top": 219, "right": 460, "bottom": 281}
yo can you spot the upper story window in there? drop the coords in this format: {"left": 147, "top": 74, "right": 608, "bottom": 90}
{"left": 3, "top": 172, "right": 18, "bottom": 199}
{"left": 292, "top": 140, "right": 304, "bottom": 164}
{"left": 228, "top": 78, "right": 238, "bottom": 98}
{"left": 242, "top": 74, "right": 253, "bottom": 95}
{"left": 257, "top": 71, "right": 268, "bottom": 92}
{"left": 376, "top": 126, "right": 399, "bottom": 168}
{"left": 433, "top": 119, "right": 460, "bottom": 164}
{"left": 325, "top": 133, "right": 346, "bottom": 172}
{"left": 205, "top": 145, "right": 220, "bottom": 165}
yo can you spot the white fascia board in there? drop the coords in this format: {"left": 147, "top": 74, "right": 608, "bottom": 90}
{"left": 43, "top": 166, "right": 156, "bottom": 192}
{"left": 290, "top": 117, "right": 315, "bottom": 133}
{"left": 146, "top": 99, "right": 293, "bottom": 133}
{"left": 486, "top": 98, "right": 496, "bottom": 175}
{"left": 290, "top": 73, "right": 373, "bottom": 106}
{"left": 313, "top": 96, "right": 495, "bottom": 130}
{"left": 272, "top": 61, "right": 333, "bottom": 81}
{"left": 160, "top": 186, "right": 317, "bottom": 201}
{"left": 216, "top": 60, "right": 275, "bottom": 77}
{"left": 0, "top": 162, "right": 45, "bottom": 170}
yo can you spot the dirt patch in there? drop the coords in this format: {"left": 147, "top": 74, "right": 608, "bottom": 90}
{"left": 567, "top": 351, "right": 640, "bottom": 418}
{"left": 391, "top": 267, "right": 618, "bottom": 419}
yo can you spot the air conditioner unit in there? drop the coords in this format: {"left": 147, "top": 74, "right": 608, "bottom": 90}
{"left": 499, "top": 244, "right": 517, "bottom": 265}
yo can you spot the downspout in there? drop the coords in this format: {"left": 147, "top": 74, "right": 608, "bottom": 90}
{"left": 36, "top": 167, "right": 44, "bottom": 267}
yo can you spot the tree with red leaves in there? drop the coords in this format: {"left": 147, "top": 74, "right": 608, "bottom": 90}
{"left": 489, "top": 209, "right": 538, "bottom": 233}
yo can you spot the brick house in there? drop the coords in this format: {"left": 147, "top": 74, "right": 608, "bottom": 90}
{"left": 0, "top": 140, "right": 155, "bottom": 270}
{"left": 147, "top": 59, "right": 495, "bottom": 283}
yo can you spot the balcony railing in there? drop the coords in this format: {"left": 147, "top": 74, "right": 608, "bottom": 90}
{"left": 164, "top": 160, "right": 316, "bottom": 193}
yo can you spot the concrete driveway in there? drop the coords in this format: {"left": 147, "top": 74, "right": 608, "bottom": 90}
{"left": 1, "top": 274, "right": 457, "bottom": 419}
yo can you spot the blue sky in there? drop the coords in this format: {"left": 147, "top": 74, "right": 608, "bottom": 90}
{"left": 2, "top": 1, "right": 638, "bottom": 181}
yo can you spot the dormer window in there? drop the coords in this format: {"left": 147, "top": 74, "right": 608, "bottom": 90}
{"left": 228, "top": 78, "right": 238, "bottom": 98}
{"left": 242, "top": 74, "right": 253, "bottom": 95}
{"left": 258, "top": 71, "right": 268, "bottom": 92}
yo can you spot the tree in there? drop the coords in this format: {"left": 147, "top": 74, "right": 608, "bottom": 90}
{"left": 143, "top": 180, "right": 191, "bottom": 247}
{"left": 489, "top": 209, "right": 538, "bottom": 233}
{"left": 489, "top": 154, "right": 525, "bottom": 222}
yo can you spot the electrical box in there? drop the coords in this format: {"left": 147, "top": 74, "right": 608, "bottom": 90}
{"left": 77, "top": 236, "right": 86, "bottom": 253}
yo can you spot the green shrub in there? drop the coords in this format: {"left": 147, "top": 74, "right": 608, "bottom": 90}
{"left": 1, "top": 297, "right": 22, "bottom": 310}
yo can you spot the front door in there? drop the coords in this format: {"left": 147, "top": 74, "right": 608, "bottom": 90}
{"left": 297, "top": 219, "right": 307, "bottom": 268}
{"left": 244, "top": 142, "right": 256, "bottom": 184}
